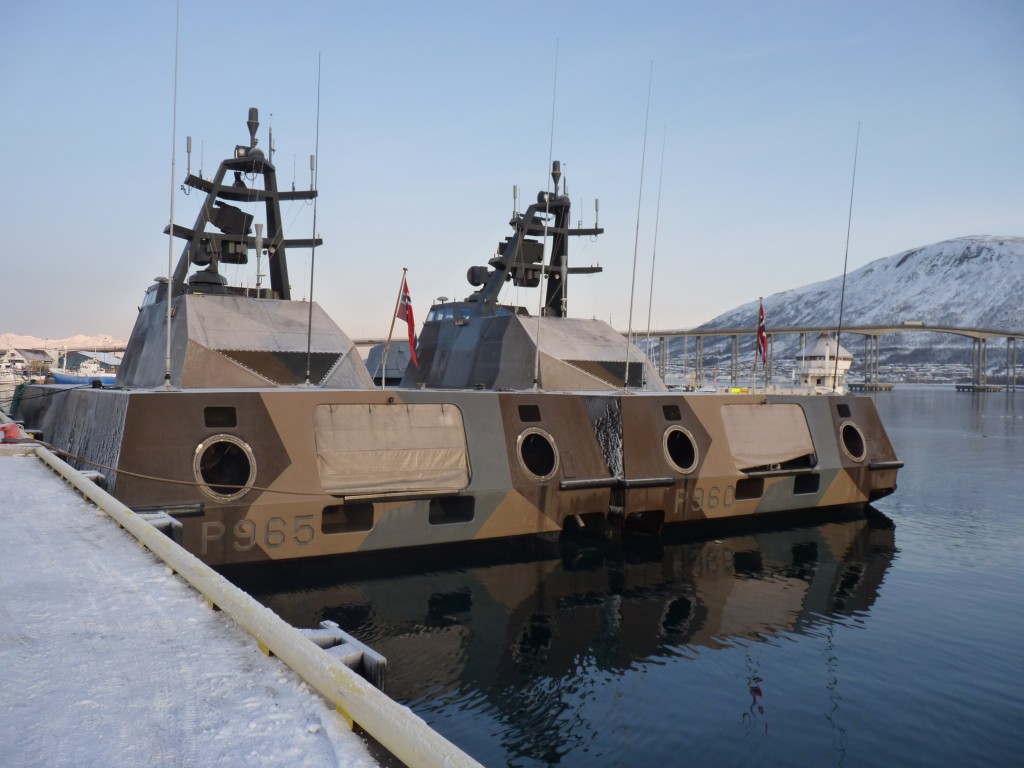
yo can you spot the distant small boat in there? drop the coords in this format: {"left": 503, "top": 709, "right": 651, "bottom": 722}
{"left": 0, "top": 359, "right": 24, "bottom": 411}
{"left": 50, "top": 359, "right": 116, "bottom": 386}
{"left": 50, "top": 372, "right": 116, "bottom": 385}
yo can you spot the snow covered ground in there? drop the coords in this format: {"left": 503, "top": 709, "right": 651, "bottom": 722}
{"left": 0, "top": 451, "right": 376, "bottom": 768}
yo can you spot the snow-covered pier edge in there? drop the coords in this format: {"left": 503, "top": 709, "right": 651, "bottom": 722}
{"left": 0, "top": 440, "right": 482, "bottom": 768}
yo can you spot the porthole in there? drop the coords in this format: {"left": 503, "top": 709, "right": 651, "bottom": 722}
{"left": 193, "top": 434, "right": 256, "bottom": 501}
{"left": 840, "top": 421, "right": 867, "bottom": 462}
{"left": 663, "top": 426, "right": 698, "bottom": 474}
{"left": 517, "top": 428, "right": 559, "bottom": 481}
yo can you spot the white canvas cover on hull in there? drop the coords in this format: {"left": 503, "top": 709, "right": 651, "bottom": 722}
{"left": 314, "top": 403, "right": 471, "bottom": 494}
{"left": 720, "top": 403, "right": 815, "bottom": 469}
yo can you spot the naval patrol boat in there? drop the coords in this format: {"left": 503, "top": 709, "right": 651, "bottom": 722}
{"left": 15, "top": 109, "right": 902, "bottom": 567}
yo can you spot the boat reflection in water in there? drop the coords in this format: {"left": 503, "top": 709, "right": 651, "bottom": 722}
{"left": 229, "top": 509, "right": 896, "bottom": 763}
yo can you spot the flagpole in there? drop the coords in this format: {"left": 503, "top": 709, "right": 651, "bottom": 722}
{"left": 761, "top": 298, "right": 768, "bottom": 392}
{"left": 751, "top": 298, "right": 760, "bottom": 392}
{"left": 753, "top": 296, "right": 767, "bottom": 393}
{"left": 751, "top": 341, "right": 758, "bottom": 393}
{"left": 381, "top": 267, "right": 407, "bottom": 391}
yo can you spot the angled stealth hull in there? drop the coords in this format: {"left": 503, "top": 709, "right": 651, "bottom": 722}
{"left": 18, "top": 382, "right": 899, "bottom": 566}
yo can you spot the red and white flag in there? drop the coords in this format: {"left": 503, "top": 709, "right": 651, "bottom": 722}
{"left": 756, "top": 298, "right": 767, "bottom": 365}
{"left": 396, "top": 275, "right": 419, "bottom": 368}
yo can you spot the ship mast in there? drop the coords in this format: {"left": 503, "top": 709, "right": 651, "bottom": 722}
{"left": 166, "top": 108, "right": 321, "bottom": 300}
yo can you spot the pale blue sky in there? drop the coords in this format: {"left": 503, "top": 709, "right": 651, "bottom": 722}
{"left": 2, "top": 0, "right": 1021, "bottom": 341}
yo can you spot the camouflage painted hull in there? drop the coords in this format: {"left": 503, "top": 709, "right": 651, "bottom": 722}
{"left": 18, "top": 383, "right": 900, "bottom": 566}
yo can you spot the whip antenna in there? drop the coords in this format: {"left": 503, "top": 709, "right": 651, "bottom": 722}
{"left": 624, "top": 61, "right": 654, "bottom": 389}
{"left": 163, "top": 0, "right": 181, "bottom": 390}
{"left": 833, "top": 122, "right": 860, "bottom": 392}
{"left": 532, "top": 39, "right": 559, "bottom": 390}
{"left": 304, "top": 52, "right": 322, "bottom": 386}
{"left": 644, "top": 125, "right": 667, "bottom": 384}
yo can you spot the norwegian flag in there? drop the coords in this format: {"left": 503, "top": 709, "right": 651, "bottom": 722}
{"left": 756, "top": 298, "right": 767, "bottom": 365}
{"left": 396, "top": 275, "right": 419, "bottom": 368}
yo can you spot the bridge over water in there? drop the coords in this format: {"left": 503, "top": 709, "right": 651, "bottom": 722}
{"left": 637, "top": 323, "right": 1024, "bottom": 390}
{"left": 353, "top": 322, "right": 1022, "bottom": 390}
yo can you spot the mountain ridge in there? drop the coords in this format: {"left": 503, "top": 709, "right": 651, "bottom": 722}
{"left": 698, "top": 235, "right": 1024, "bottom": 333}
{"left": 0, "top": 333, "right": 128, "bottom": 351}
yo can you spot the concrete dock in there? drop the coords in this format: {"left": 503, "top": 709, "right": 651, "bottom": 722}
{"left": 0, "top": 441, "right": 482, "bottom": 767}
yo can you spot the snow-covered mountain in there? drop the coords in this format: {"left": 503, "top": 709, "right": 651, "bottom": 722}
{"left": 0, "top": 334, "right": 127, "bottom": 351}
{"left": 690, "top": 235, "right": 1024, "bottom": 369}
{"left": 701, "top": 235, "right": 1024, "bottom": 331}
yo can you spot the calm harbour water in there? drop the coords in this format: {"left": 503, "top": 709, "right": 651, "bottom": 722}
{"left": 231, "top": 385, "right": 1023, "bottom": 767}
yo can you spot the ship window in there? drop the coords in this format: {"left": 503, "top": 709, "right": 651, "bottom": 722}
{"left": 429, "top": 496, "right": 475, "bottom": 525}
{"left": 836, "top": 403, "right": 852, "bottom": 418}
{"left": 517, "top": 428, "right": 559, "bottom": 480}
{"left": 204, "top": 406, "right": 237, "bottom": 428}
{"left": 735, "top": 477, "right": 764, "bottom": 500}
{"left": 663, "top": 426, "right": 698, "bottom": 474}
{"left": 662, "top": 404, "right": 682, "bottom": 421}
{"left": 840, "top": 422, "right": 867, "bottom": 462}
{"left": 794, "top": 474, "right": 820, "bottom": 495}
{"left": 518, "top": 404, "right": 542, "bottom": 422}
{"left": 193, "top": 435, "right": 256, "bottom": 502}
{"left": 321, "top": 503, "right": 374, "bottom": 534}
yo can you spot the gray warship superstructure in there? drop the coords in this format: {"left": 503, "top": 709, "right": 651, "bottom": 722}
{"left": 16, "top": 109, "right": 902, "bottom": 567}
{"left": 118, "top": 108, "right": 371, "bottom": 390}
{"left": 405, "top": 160, "right": 661, "bottom": 391}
